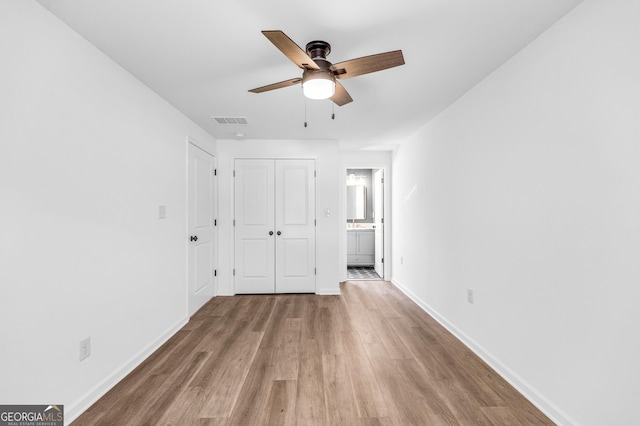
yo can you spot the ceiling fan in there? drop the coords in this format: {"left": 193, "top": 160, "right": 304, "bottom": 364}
{"left": 249, "top": 30, "right": 405, "bottom": 106}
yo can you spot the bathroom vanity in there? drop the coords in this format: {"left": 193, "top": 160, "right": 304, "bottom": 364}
{"left": 347, "top": 228, "right": 374, "bottom": 266}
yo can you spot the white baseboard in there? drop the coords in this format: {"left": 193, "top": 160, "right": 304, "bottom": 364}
{"left": 390, "top": 278, "right": 577, "bottom": 426}
{"left": 65, "top": 317, "right": 189, "bottom": 424}
{"left": 218, "top": 290, "right": 341, "bottom": 296}
{"left": 316, "top": 287, "right": 341, "bottom": 295}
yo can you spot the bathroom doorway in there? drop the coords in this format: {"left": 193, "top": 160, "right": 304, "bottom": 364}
{"left": 346, "top": 168, "right": 384, "bottom": 280}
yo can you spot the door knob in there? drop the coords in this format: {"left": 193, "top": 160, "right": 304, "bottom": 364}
{"left": 276, "top": 231, "right": 282, "bottom": 236}
{"left": 190, "top": 235, "right": 198, "bottom": 242}
{"left": 269, "top": 231, "right": 274, "bottom": 236}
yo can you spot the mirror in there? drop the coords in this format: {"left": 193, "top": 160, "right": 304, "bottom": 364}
{"left": 347, "top": 185, "right": 366, "bottom": 220}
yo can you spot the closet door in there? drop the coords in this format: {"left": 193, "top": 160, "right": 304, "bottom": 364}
{"left": 234, "top": 158, "right": 316, "bottom": 294}
{"left": 275, "top": 159, "right": 316, "bottom": 293}
{"left": 234, "top": 159, "right": 275, "bottom": 293}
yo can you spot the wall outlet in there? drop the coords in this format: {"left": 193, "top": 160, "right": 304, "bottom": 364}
{"left": 79, "top": 337, "right": 91, "bottom": 361}
{"left": 467, "top": 288, "right": 474, "bottom": 304}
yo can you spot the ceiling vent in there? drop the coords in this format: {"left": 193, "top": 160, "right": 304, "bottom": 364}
{"left": 212, "top": 116, "right": 248, "bottom": 125}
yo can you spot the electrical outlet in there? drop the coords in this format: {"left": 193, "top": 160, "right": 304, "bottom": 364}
{"left": 467, "top": 288, "right": 474, "bottom": 304}
{"left": 79, "top": 337, "right": 91, "bottom": 361}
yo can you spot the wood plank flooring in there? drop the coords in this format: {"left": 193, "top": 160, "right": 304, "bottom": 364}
{"left": 72, "top": 281, "right": 554, "bottom": 425}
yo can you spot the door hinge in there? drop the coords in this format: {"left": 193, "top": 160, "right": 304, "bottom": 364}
{"left": 314, "top": 170, "right": 317, "bottom": 178}
{"left": 381, "top": 258, "right": 384, "bottom": 264}
{"left": 233, "top": 170, "right": 236, "bottom": 177}
{"left": 214, "top": 219, "right": 217, "bottom": 226}
{"left": 314, "top": 219, "right": 317, "bottom": 226}
{"left": 314, "top": 268, "right": 317, "bottom": 275}
{"left": 214, "top": 169, "right": 217, "bottom": 176}
{"left": 233, "top": 269, "right": 236, "bottom": 276}
{"left": 381, "top": 218, "right": 384, "bottom": 224}
{"left": 381, "top": 177, "right": 384, "bottom": 184}
{"left": 233, "top": 219, "right": 235, "bottom": 226}
{"left": 214, "top": 269, "right": 217, "bottom": 277}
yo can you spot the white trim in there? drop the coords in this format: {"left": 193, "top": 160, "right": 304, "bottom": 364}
{"left": 316, "top": 287, "right": 341, "bottom": 295}
{"left": 187, "top": 135, "right": 215, "bottom": 157}
{"left": 390, "top": 278, "right": 578, "bottom": 426}
{"left": 65, "top": 317, "right": 189, "bottom": 423}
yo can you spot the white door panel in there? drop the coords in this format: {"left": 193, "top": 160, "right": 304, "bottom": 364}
{"left": 195, "top": 156, "right": 213, "bottom": 227}
{"left": 234, "top": 159, "right": 275, "bottom": 293}
{"left": 188, "top": 143, "right": 216, "bottom": 315}
{"left": 282, "top": 238, "right": 309, "bottom": 276}
{"left": 241, "top": 238, "right": 270, "bottom": 278}
{"left": 242, "top": 166, "right": 272, "bottom": 225}
{"left": 235, "top": 159, "right": 315, "bottom": 294}
{"left": 195, "top": 241, "right": 213, "bottom": 293}
{"left": 275, "top": 159, "right": 315, "bottom": 293}
{"left": 281, "top": 165, "right": 310, "bottom": 225}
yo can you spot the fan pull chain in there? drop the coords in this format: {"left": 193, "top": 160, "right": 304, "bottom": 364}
{"left": 304, "top": 98, "right": 308, "bottom": 128}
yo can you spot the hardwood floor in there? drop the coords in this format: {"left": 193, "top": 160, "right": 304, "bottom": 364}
{"left": 72, "top": 281, "right": 554, "bottom": 425}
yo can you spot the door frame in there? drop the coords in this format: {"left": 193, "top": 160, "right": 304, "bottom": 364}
{"left": 341, "top": 164, "right": 390, "bottom": 281}
{"left": 373, "top": 168, "right": 384, "bottom": 277}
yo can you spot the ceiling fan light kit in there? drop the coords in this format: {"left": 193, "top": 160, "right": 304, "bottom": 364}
{"left": 302, "top": 69, "right": 335, "bottom": 99}
{"left": 249, "top": 30, "right": 405, "bottom": 106}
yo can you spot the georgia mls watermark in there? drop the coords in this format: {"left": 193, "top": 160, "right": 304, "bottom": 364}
{"left": 0, "top": 405, "right": 63, "bottom": 426}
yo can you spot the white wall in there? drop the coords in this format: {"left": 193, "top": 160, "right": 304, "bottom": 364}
{"left": 216, "top": 139, "right": 342, "bottom": 295}
{"left": 391, "top": 0, "right": 640, "bottom": 424}
{"left": 0, "top": 1, "right": 215, "bottom": 422}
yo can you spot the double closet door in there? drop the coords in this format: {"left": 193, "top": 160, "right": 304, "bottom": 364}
{"left": 234, "top": 159, "right": 316, "bottom": 294}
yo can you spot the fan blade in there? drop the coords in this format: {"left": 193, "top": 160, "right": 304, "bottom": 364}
{"left": 249, "top": 78, "right": 302, "bottom": 93}
{"left": 330, "top": 81, "right": 353, "bottom": 106}
{"left": 332, "top": 50, "right": 404, "bottom": 79}
{"left": 262, "top": 30, "right": 320, "bottom": 70}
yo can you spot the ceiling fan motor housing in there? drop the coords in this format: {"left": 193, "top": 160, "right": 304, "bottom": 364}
{"left": 306, "top": 40, "right": 331, "bottom": 62}
{"left": 302, "top": 40, "right": 336, "bottom": 99}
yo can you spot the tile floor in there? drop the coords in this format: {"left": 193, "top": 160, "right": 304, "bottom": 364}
{"left": 347, "top": 266, "right": 381, "bottom": 280}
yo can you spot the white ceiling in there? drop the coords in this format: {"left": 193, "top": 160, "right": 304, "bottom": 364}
{"left": 36, "top": 0, "right": 581, "bottom": 151}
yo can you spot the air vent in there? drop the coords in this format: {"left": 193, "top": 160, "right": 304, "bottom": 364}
{"left": 212, "top": 116, "right": 248, "bottom": 125}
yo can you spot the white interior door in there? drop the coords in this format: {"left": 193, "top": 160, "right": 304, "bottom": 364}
{"left": 234, "top": 159, "right": 316, "bottom": 294}
{"left": 188, "top": 143, "right": 216, "bottom": 315}
{"left": 374, "top": 169, "right": 384, "bottom": 278}
{"left": 275, "top": 159, "right": 316, "bottom": 293}
{"left": 234, "top": 159, "right": 275, "bottom": 294}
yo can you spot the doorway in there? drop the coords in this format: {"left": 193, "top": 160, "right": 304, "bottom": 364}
{"left": 346, "top": 168, "right": 384, "bottom": 280}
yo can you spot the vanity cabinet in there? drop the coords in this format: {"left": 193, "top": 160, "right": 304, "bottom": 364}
{"left": 347, "top": 229, "right": 374, "bottom": 266}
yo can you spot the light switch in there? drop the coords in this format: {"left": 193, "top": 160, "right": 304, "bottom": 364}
{"left": 159, "top": 205, "right": 167, "bottom": 219}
